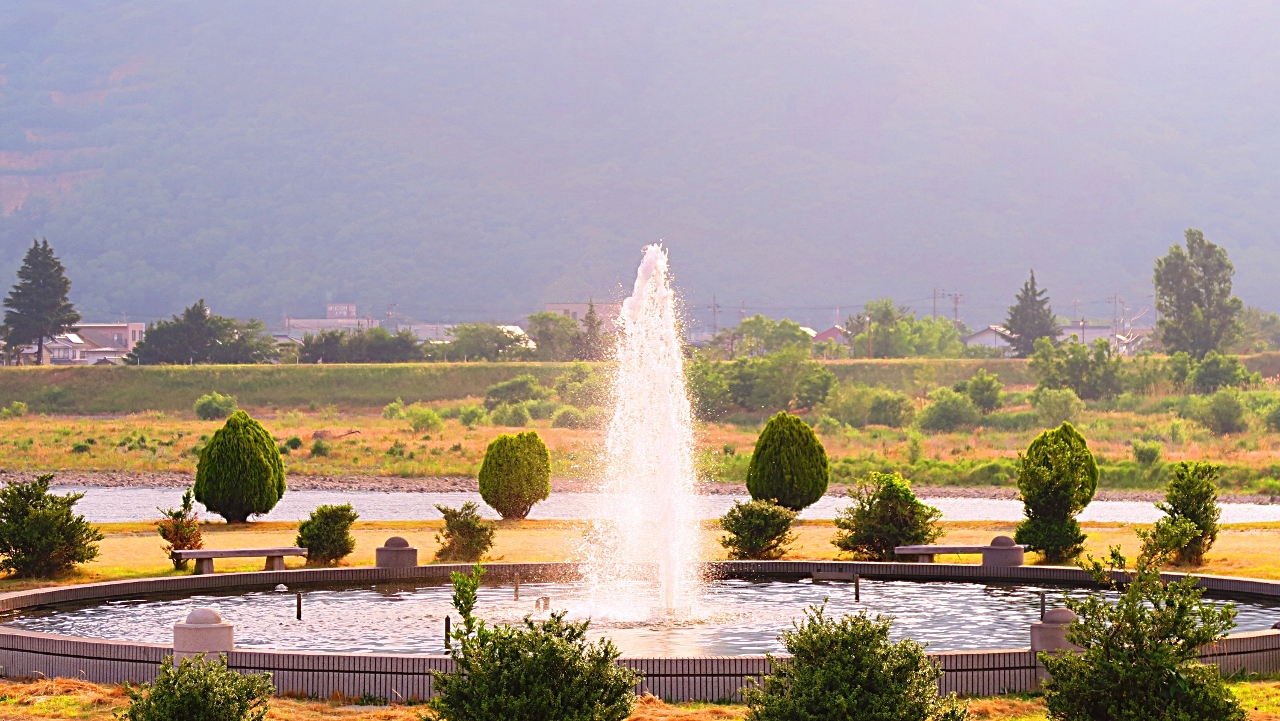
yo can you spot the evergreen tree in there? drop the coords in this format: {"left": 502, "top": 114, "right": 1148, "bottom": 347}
{"left": 1003, "top": 270, "right": 1059, "bottom": 358}
{"left": 578, "top": 299, "right": 607, "bottom": 360}
{"left": 3, "top": 239, "right": 80, "bottom": 365}
{"left": 1154, "top": 229, "right": 1245, "bottom": 359}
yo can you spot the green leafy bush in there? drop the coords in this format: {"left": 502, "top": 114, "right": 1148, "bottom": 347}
{"left": 526, "top": 399, "right": 562, "bottom": 420}
{"left": 1014, "top": 422, "right": 1097, "bottom": 563}
{"left": 832, "top": 472, "right": 943, "bottom": 560}
{"left": 719, "top": 500, "right": 797, "bottom": 560}
{"left": 0, "top": 400, "right": 28, "bottom": 419}
{"left": 916, "top": 387, "right": 980, "bottom": 432}
{"left": 1186, "top": 388, "right": 1250, "bottom": 435}
{"left": 746, "top": 411, "right": 829, "bottom": 511}
{"left": 458, "top": 404, "right": 488, "bottom": 426}
{"left": 0, "top": 474, "right": 103, "bottom": 577}
{"left": 296, "top": 503, "right": 358, "bottom": 565}
{"left": 551, "top": 406, "right": 585, "bottom": 428}
{"left": 554, "top": 362, "right": 610, "bottom": 410}
{"left": 428, "top": 564, "right": 638, "bottom": 721}
{"left": 194, "top": 411, "right": 286, "bottom": 523}
{"left": 484, "top": 374, "right": 551, "bottom": 410}
{"left": 157, "top": 488, "right": 202, "bottom": 570}
{"left": 489, "top": 402, "right": 532, "bottom": 427}
{"left": 404, "top": 403, "right": 444, "bottom": 432}
{"left": 121, "top": 653, "right": 274, "bottom": 721}
{"left": 310, "top": 438, "right": 330, "bottom": 456}
{"left": 818, "top": 383, "right": 914, "bottom": 428}
{"left": 583, "top": 406, "right": 610, "bottom": 428}
{"left": 743, "top": 604, "right": 966, "bottom": 721}
{"left": 1156, "top": 461, "right": 1221, "bottom": 566}
{"left": 794, "top": 363, "right": 837, "bottom": 409}
{"left": 1042, "top": 521, "right": 1243, "bottom": 721}
{"left": 1029, "top": 336, "right": 1123, "bottom": 400}
{"left": 955, "top": 368, "right": 1003, "bottom": 414}
{"left": 193, "top": 392, "right": 238, "bottom": 421}
{"left": 478, "top": 431, "right": 551, "bottom": 519}
{"left": 1191, "top": 351, "right": 1257, "bottom": 393}
{"left": 812, "top": 415, "right": 843, "bottom": 436}
{"left": 1267, "top": 404, "right": 1280, "bottom": 432}
{"left": 1131, "top": 440, "right": 1162, "bottom": 466}
{"left": 381, "top": 397, "right": 405, "bottom": 419}
{"left": 434, "top": 502, "right": 495, "bottom": 562}
{"left": 1031, "top": 387, "right": 1084, "bottom": 427}
{"left": 284, "top": 436, "right": 302, "bottom": 450}
{"left": 686, "top": 356, "right": 734, "bottom": 419}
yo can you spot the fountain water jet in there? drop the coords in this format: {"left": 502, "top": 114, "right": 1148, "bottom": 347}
{"left": 582, "top": 244, "right": 701, "bottom": 616}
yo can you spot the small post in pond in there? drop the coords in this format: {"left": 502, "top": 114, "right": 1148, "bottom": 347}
{"left": 1039, "top": 590, "right": 1046, "bottom": 620}
{"left": 296, "top": 592, "right": 302, "bottom": 620}
{"left": 854, "top": 573, "right": 860, "bottom": 602}
{"left": 444, "top": 616, "right": 452, "bottom": 650}
{"left": 514, "top": 574, "right": 520, "bottom": 601}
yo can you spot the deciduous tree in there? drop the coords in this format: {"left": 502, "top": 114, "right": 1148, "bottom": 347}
{"left": 130, "top": 300, "right": 276, "bottom": 365}
{"left": 1154, "top": 229, "right": 1244, "bottom": 359}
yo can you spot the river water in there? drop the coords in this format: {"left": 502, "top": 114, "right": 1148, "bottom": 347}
{"left": 53, "top": 486, "right": 1280, "bottom": 524}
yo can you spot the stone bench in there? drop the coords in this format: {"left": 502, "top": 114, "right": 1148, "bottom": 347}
{"left": 894, "top": 535, "right": 1026, "bottom": 566}
{"left": 172, "top": 547, "right": 308, "bottom": 574}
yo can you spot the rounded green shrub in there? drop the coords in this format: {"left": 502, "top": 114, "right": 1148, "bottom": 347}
{"left": 1014, "top": 422, "right": 1098, "bottom": 563}
{"left": 194, "top": 411, "right": 286, "bottom": 523}
{"left": 404, "top": 403, "right": 444, "bottom": 432}
{"left": 478, "top": 431, "right": 551, "bottom": 519}
{"left": 296, "top": 503, "right": 359, "bottom": 565}
{"left": 0, "top": 474, "right": 103, "bottom": 578}
{"left": 310, "top": 438, "right": 330, "bottom": 456}
{"left": 1132, "top": 440, "right": 1163, "bottom": 466}
{"left": 743, "top": 605, "right": 966, "bottom": 721}
{"left": 193, "top": 392, "right": 238, "bottom": 421}
{"left": 458, "top": 405, "right": 488, "bottom": 426}
{"left": 916, "top": 387, "right": 980, "bottom": 432}
{"left": 1032, "top": 387, "right": 1085, "bottom": 427}
{"left": 719, "top": 499, "right": 798, "bottom": 560}
{"left": 1197, "top": 388, "right": 1250, "bottom": 435}
{"left": 832, "top": 472, "right": 943, "bottom": 560}
{"left": 490, "top": 403, "right": 531, "bottom": 428}
{"left": 551, "top": 406, "right": 585, "bottom": 428}
{"left": 746, "top": 411, "right": 829, "bottom": 511}
{"left": 121, "top": 653, "right": 274, "bottom": 721}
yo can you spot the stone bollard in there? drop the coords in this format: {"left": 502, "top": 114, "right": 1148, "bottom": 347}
{"left": 173, "top": 608, "right": 233, "bottom": 665}
{"left": 1031, "top": 607, "right": 1079, "bottom": 654}
{"left": 376, "top": 536, "right": 418, "bottom": 568}
{"left": 981, "top": 536, "right": 1025, "bottom": 567}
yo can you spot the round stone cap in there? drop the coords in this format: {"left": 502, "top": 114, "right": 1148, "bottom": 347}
{"left": 990, "top": 535, "right": 1016, "bottom": 547}
{"left": 184, "top": 608, "right": 223, "bottom": 625}
{"left": 1043, "top": 607, "right": 1077, "bottom": 624}
{"left": 274, "top": 584, "right": 289, "bottom": 592}
{"left": 383, "top": 536, "right": 410, "bottom": 548}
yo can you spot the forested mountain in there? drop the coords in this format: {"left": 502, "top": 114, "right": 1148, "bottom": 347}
{"left": 3, "top": 2, "right": 1280, "bottom": 330}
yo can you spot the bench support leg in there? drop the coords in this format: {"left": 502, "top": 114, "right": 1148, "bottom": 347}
{"left": 917, "top": 554, "right": 934, "bottom": 563}
{"left": 265, "top": 556, "right": 286, "bottom": 571}
{"left": 194, "top": 558, "right": 215, "bottom": 575}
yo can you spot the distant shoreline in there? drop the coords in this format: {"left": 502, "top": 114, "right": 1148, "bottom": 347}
{"left": 5, "top": 469, "right": 1277, "bottom": 505}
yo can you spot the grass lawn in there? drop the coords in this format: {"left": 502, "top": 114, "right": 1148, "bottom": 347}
{"left": 5, "top": 677, "right": 1280, "bottom": 720}
{"left": 7, "top": 518, "right": 1280, "bottom": 594}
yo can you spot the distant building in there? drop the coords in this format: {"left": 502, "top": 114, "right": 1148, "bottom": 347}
{"left": 545, "top": 302, "right": 621, "bottom": 327}
{"left": 14, "top": 322, "right": 145, "bottom": 365}
{"left": 282, "top": 303, "right": 379, "bottom": 334}
{"left": 812, "top": 326, "right": 847, "bottom": 345}
{"left": 962, "top": 325, "right": 1014, "bottom": 350}
{"left": 326, "top": 303, "right": 358, "bottom": 319}
{"left": 383, "top": 323, "right": 454, "bottom": 342}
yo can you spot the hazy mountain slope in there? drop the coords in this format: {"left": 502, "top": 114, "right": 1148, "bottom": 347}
{"left": 2, "top": 1, "right": 1279, "bottom": 330}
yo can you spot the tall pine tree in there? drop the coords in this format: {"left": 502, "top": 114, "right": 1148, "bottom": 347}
{"left": 3, "top": 239, "right": 80, "bottom": 365}
{"left": 1004, "top": 270, "right": 1059, "bottom": 358}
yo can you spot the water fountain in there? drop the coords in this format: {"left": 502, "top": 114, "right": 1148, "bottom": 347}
{"left": 582, "top": 244, "right": 702, "bottom": 616}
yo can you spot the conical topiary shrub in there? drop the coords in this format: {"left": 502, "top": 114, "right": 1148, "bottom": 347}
{"left": 477, "top": 431, "right": 551, "bottom": 519}
{"left": 194, "top": 410, "right": 286, "bottom": 523}
{"left": 747, "top": 411, "right": 829, "bottom": 511}
{"left": 1014, "top": 422, "right": 1098, "bottom": 563}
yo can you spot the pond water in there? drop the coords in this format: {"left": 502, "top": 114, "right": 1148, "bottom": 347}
{"left": 9, "top": 578, "right": 1279, "bottom": 655}
{"left": 51, "top": 486, "right": 1280, "bottom": 524}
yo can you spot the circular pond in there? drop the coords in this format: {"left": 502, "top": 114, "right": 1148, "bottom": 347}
{"left": 8, "top": 578, "right": 1280, "bottom": 656}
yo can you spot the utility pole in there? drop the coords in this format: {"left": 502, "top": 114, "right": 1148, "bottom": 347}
{"left": 1106, "top": 295, "right": 1124, "bottom": 348}
{"left": 708, "top": 294, "right": 720, "bottom": 335}
{"left": 933, "top": 287, "right": 944, "bottom": 319}
{"left": 1072, "top": 299, "right": 1080, "bottom": 323}
{"left": 944, "top": 291, "right": 963, "bottom": 327}
{"left": 739, "top": 301, "right": 746, "bottom": 322}
{"left": 867, "top": 313, "right": 873, "bottom": 359}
